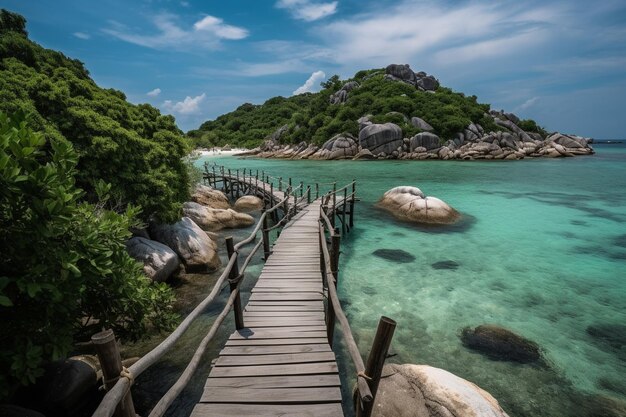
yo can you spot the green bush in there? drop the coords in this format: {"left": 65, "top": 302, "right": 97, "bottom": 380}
{"left": 0, "top": 10, "right": 190, "bottom": 222}
{"left": 0, "top": 112, "right": 176, "bottom": 399}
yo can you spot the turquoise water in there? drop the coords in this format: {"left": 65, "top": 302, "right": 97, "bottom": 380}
{"left": 192, "top": 144, "right": 625, "bottom": 417}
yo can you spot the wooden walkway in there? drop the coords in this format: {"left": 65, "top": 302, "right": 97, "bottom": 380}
{"left": 190, "top": 200, "right": 344, "bottom": 417}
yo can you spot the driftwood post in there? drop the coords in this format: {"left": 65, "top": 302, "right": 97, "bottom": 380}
{"left": 357, "top": 316, "right": 397, "bottom": 417}
{"left": 225, "top": 237, "right": 244, "bottom": 330}
{"left": 91, "top": 330, "right": 136, "bottom": 417}
{"left": 262, "top": 211, "right": 271, "bottom": 260}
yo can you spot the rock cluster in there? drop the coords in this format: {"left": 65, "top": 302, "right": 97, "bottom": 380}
{"left": 329, "top": 80, "right": 360, "bottom": 104}
{"left": 378, "top": 186, "right": 460, "bottom": 225}
{"left": 384, "top": 64, "right": 440, "bottom": 91}
{"left": 372, "top": 364, "right": 510, "bottom": 417}
{"left": 126, "top": 185, "right": 257, "bottom": 281}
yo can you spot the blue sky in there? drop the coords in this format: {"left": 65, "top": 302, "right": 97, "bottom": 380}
{"left": 4, "top": 0, "right": 626, "bottom": 138}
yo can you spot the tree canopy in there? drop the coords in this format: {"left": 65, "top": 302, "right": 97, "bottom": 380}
{"left": 0, "top": 9, "right": 191, "bottom": 222}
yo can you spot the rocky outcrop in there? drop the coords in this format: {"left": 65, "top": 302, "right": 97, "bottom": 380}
{"left": 372, "top": 364, "right": 510, "bottom": 417}
{"left": 234, "top": 195, "right": 264, "bottom": 212}
{"left": 311, "top": 133, "right": 359, "bottom": 160}
{"left": 353, "top": 148, "right": 375, "bottom": 160}
{"left": 411, "top": 117, "right": 434, "bottom": 132}
{"left": 191, "top": 185, "right": 230, "bottom": 209}
{"left": 150, "top": 217, "right": 220, "bottom": 272}
{"left": 329, "top": 81, "right": 360, "bottom": 104}
{"left": 410, "top": 132, "right": 440, "bottom": 151}
{"left": 126, "top": 237, "right": 180, "bottom": 282}
{"left": 378, "top": 186, "right": 460, "bottom": 225}
{"left": 183, "top": 202, "right": 254, "bottom": 231}
{"left": 359, "top": 123, "right": 403, "bottom": 156}
{"left": 461, "top": 324, "right": 541, "bottom": 363}
{"left": 385, "top": 64, "right": 417, "bottom": 85}
{"left": 416, "top": 75, "right": 439, "bottom": 91}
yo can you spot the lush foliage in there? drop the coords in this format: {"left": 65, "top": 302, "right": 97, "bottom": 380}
{"left": 0, "top": 112, "right": 177, "bottom": 399}
{"left": 188, "top": 68, "right": 518, "bottom": 148}
{"left": 0, "top": 10, "right": 191, "bottom": 222}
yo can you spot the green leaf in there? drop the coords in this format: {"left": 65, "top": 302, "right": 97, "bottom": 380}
{"left": 0, "top": 295, "right": 12, "bottom": 307}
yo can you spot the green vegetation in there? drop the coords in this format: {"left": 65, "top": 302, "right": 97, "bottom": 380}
{"left": 188, "top": 68, "right": 505, "bottom": 148}
{"left": 0, "top": 112, "right": 176, "bottom": 399}
{"left": 0, "top": 9, "right": 191, "bottom": 223}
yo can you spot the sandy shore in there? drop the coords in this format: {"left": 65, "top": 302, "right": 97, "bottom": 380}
{"left": 192, "top": 148, "right": 249, "bottom": 157}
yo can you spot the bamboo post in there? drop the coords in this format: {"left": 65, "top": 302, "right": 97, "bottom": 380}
{"left": 262, "top": 211, "right": 271, "bottom": 260}
{"left": 91, "top": 330, "right": 136, "bottom": 417}
{"left": 350, "top": 180, "right": 356, "bottom": 228}
{"left": 225, "top": 237, "right": 244, "bottom": 330}
{"left": 358, "top": 317, "right": 397, "bottom": 417}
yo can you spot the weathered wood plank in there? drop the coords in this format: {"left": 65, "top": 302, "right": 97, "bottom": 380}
{"left": 249, "top": 293, "right": 323, "bottom": 302}
{"left": 190, "top": 402, "right": 343, "bottom": 417}
{"left": 204, "top": 374, "right": 340, "bottom": 389}
{"left": 220, "top": 344, "right": 330, "bottom": 356}
{"left": 208, "top": 361, "right": 338, "bottom": 377}
{"left": 225, "top": 337, "right": 328, "bottom": 346}
{"left": 200, "top": 386, "right": 342, "bottom": 403}
{"left": 215, "top": 351, "right": 336, "bottom": 367}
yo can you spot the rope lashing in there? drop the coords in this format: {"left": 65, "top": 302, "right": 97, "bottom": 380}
{"left": 100, "top": 366, "right": 135, "bottom": 392}
{"left": 120, "top": 366, "right": 134, "bottom": 386}
{"left": 357, "top": 370, "right": 372, "bottom": 381}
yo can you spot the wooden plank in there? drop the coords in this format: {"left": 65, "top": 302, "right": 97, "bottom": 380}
{"left": 225, "top": 338, "right": 328, "bottom": 346}
{"left": 208, "top": 362, "right": 338, "bottom": 377}
{"left": 250, "top": 293, "right": 323, "bottom": 302}
{"left": 215, "top": 351, "right": 336, "bottom": 367}
{"left": 252, "top": 287, "right": 321, "bottom": 293}
{"left": 200, "top": 386, "right": 341, "bottom": 403}
{"left": 204, "top": 374, "right": 340, "bottom": 389}
{"left": 243, "top": 320, "right": 325, "bottom": 328}
{"left": 220, "top": 344, "right": 330, "bottom": 356}
{"left": 243, "top": 311, "right": 325, "bottom": 318}
{"left": 244, "top": 306, "right": 324, "bottom": 313}
{"left": 229, "top": 328, "right": 327, "bottom": 339}
{"left": 191, "top": 402, "right": 343, "bottom": 417}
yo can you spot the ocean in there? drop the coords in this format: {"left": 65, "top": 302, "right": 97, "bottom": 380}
{"left": 129, "top": 143, "right": 626, "bottom": 417}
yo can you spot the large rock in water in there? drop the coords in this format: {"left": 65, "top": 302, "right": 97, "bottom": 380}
{"left": 461, "top": 324, "right": 541, "bottom": 363}
{"left": 372, "top": 364, "right": 510, "bottom": 417}
{"left": 234, "top": 195, "right": 264, "bottom": 212}
{"left": 126, "top": 237, "right": 180, "bottom": 282}
{"left": 359, "top": 123, "right": 404, "bottom": 156}
{"left": 191, "top": 184, "right": 230, "bottom": 209}
{"left": 150, "top": 217, "right": 220, "bottom": 272}
{"left": 183, "top": 201, "right": 254, "bottom": 231}
{"left": 378, "top": 186, "right": 460, "bottom": 225}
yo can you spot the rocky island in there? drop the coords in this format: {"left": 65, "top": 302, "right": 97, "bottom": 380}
{"left": 190, "top": 64, "right": 594, "bottom": 161}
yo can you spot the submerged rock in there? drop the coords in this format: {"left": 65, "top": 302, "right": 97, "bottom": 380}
{"left": 431, "top": 260, "right": 460, "bottom": 270}
{"left": 373, "top": 249, "right": 416, "bottom": 263}
{"left": 586, "top": 323, "right": 626, "bottom": 350}
{"left": 126, "top": 237, "right": 180, "bottom": 282}
{"left": 150, "top": 217, "right": 220, "bottom": 272}
{"left": 378, "top": 186, "right": 460, "bottom": 225}
{"left": 372, "top": 364, "right": 510, "bottom": 417}
{"left": 461, "top": 324, "right": 541, "bottom": 363}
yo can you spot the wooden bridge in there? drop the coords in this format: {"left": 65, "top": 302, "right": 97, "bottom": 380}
{"left": 90, "top": 164, "right": 396, "bottom": 417}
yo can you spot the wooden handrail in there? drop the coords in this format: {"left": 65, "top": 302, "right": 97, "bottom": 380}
{"left": 319, "top": 220, "right": 373, "bottom": 407}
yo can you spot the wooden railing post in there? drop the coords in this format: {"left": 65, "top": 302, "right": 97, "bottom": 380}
{"left": 331, "top": 230, "right": 340, "bottom": 283}
{"left": 331, "top": 183, "right": 337, "bottom": 228}
{"left": 350, "top": 180, "right": 356, "bottom": 228}
{"left": 225, "top": 237, "right": 244, "bottom": 330}
{"left": 358, "top": 317, "right": 397, "bottom": 417}
{"left": 91, "top": 330, "right": 136, "bottom": 417}
{"left": 283, "top": 186, "right": 290, "bottom": 220}
{"left": 300, "top": 181, "right": 304, "bottom": 197}
{"left": 315, "top": 183, "right": 319, "bottom": 199}
{"left": 279, "top": 177, "right": 282, "bottom": 191}
{"left": 262, "top": 211, "right": 271, "bottom": 260}
{"left": 307, "top": 186, "right": 311, "bottom": 204}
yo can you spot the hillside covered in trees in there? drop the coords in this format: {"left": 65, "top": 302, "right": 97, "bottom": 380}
{"left": 188, "top": 67, "right": 544, "bottom": 149}
{"left": 0, "top": 9, "right": 190, "bottom": 223}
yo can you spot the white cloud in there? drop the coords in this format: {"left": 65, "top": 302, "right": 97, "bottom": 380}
{"left": 276, "top": 0, "right": 338, "bottom": 21}
{"left": 293, "top": 70, "right": 326, "bottom": 95}
{"left": 180, "top": 1, "right": 190, "bottom": 7}
{"left": 73, "top": 32, "right": 90, "bottom": 40}
{"left": 193, "top": 15, "right": 248, "bottom": 40}
{"left": 147, "top": 88, "right": 161, "bottom": 97}
{"left": 163, "top": 93, "right": 206, "bottom": 115}
{"left": 518, "top": 97, "right": 540, "bottom": 110}
{"left": 103, "top": 13, "right": 248, "bottom": 50}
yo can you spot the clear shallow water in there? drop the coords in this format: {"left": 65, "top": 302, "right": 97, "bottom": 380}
{"left": 132, "top": 145, "right": 626, "bottom": 417}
